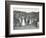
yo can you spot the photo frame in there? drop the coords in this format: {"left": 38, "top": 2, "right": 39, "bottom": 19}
{"left": 5, "top": 1, "right": 45, "bottom": 37}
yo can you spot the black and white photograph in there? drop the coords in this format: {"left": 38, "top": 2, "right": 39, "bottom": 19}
{"left": 5, "top": 1, "right": 45, "bottom": 37}
{"left": 13, "top": 7, "right": 39, "bottom": 30}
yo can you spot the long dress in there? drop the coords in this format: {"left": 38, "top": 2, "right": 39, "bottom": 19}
{"left": 21, "top": 16, "right": 26, "bottom": 26}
